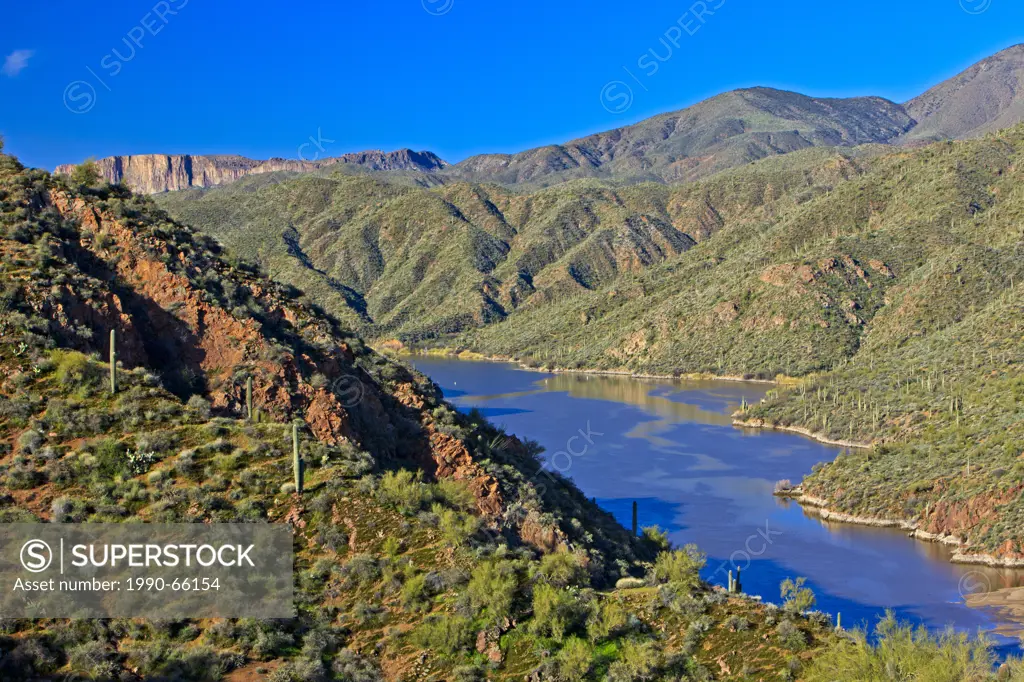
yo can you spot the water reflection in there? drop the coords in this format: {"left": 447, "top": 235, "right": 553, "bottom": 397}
{"left": 410, "top": 356, "right": 1024, "bottom": 647}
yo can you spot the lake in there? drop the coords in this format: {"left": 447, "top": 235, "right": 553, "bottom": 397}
{"left": 411, "top": 355, "right": 1024, "bottom": 653}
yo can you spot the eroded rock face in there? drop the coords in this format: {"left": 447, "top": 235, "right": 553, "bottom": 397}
{"left": 49, "top": 189, "right": 360, "bottom": 445}
{"left": 54, "top": 150, "right": 449, "bottom": 195}
{"left": 40, "top": 185, "right": 585, "bottom": 558}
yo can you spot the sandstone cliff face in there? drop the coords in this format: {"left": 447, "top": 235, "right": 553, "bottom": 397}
{"left": 54, "top": 150, "right": 448, "bottom": 194}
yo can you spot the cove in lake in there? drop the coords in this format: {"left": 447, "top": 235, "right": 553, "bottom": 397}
{"left": 411, "top": 356, "right": 1024, "bottom": 653}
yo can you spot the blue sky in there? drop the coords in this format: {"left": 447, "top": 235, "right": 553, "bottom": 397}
{"left": 0, "top": 0, "right": 1021, "bottom": 170}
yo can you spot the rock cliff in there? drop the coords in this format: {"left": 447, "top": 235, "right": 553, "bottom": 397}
{"left": 54, "top": 149, "right": 448, "bottom": 194}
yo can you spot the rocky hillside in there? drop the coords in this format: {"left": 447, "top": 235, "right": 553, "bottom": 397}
{"left": 0, "top": 150, "right": 860, "bottom": 680}
{"left": 904, "top": 44, "right": 1024, "bottom": 142}
{"left": 54, "top": 150, "right": 448, "bottom": 194}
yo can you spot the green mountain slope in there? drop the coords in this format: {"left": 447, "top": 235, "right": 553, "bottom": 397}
{"left": 443, "top": 88, "right": 912, "bottom": 188}
{"left": 904, "top": 44, "right": 1024, "bottom": 142}
{"left": 158, "top": 146, "right": 877, "bottom": 342}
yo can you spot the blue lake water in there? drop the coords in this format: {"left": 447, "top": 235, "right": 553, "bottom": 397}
{"left": 411, "top": 356, "right": 1024, "bottom": 654}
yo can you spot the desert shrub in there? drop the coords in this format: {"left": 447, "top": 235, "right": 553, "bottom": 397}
{"left": 434, "top": 478, "right": 476, "bottom": 510}
{"left": 315, "top": 524, "right": 349, "bottom": 554}
{"left": 639, "top": 525, "right": 671, "bottom": 553}
{"left": 378, "top": 469, "right": 429, "bottom": 514}
{"left": 268, "top": 659, "right": 328, "bottom": 682}
{"left": 607, "top": 640, "right": 662, "bottom": 682}
{"left": 401, "top": 573, "right": 432, "bottom": 612}
{"left": 51, "top": 350, "right": 101, "bottom": 388}
{"left": 649, "top": 545, "right": 706, "bottom": 591}
{"left": 450, "top": 665, "right": 486, "bottom": 682}
{"left": 186, "top": 395, "right": 212, "bottom": 419}
{"left": 539, "top": 550, "right": 590, "bottom": 588}
{"left": 16, "top": 429, "right": 42, "bottom": 454}
{"left": 89, "top": 437, "right": 131, "bottom": 479}
{"left": 411, "top": 614, "right": 473, "bottom": 655}
{"left": 531, "top": 584, "right": 584, "bottom": 642}
{"left": 556, "top": 637, "right": 594, "bottom": 682}
{"left": 777, "top": 619, "right": 807, "bottom": 650}
{"left": 586, "top": 600, "right": 629, "bottom": 642}
{"left": 467, "top": 560, "right": 518, "bottom": 624}
{"left": 67, "top": 641, "right": 119, "bottom": 680}
{"left": 780, "top": 576, "right": 816, "bottom": 614}
{"left": 341, "top": 553, "right": 381, "bottom": 587}
{"left": 804, "top": 612, "right": 1000, "bottom": 682}
{"left": 0, "top": 637, "right": 59, "bottom": 678}
{"left": 434, "top": 504, "right": 480, "bottom": 547}
{"left": 330, "top": 648, "right": 383, "bottom": 681}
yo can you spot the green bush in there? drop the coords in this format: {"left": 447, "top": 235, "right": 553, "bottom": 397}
{"left": 804, "top": 612, "right": 1014, "bottom": 682}
{"left": 650, "top": 545, "right": 706, "bottom": 591}
{"left": 539, "top": 550, "right": 590, "bottom": 588}
{"left": 556, "top": 637, "right": 594, "bottom": 682}
{"left": 586, "top": 600, "right": 629, "bottom": 642}
{"left": 51, "top": 350, "right": 101, "bottom": 388}
{"left": 468, "top": 560, "right": 518, "bottom": 623}
{"left": 411, "top": 614, "right": 473, "bottom": 655}
{"left": 531, "top": 583, "right": 584, "bottom": 642}
{"left": 780, "top": 577, "right": 816, "bottom": 614}
{"left": 433, "top": 504, "right": 480, "bottom": 547}
{"left": 378, "top": 469, "right": 429, "bottom": 514}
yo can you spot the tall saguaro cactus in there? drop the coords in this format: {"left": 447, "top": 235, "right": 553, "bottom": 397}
{"left": 292, "top": 422, "right": 304, "bottom": 495}
{"left": 246, "top": 376, "right": 253, "bottom": 421}
{"left": 109, "top": 329, "right": 117, "bottom": 394}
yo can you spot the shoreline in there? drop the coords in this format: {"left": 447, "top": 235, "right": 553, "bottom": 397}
{"left": 396, "top": 347, "right": 781, "bottom": 384}
{"left": 777, "top": 488, "right": 1024, "bottom": 569}
{"left": 731, "top": 418, "right": 872, "bottom": 449}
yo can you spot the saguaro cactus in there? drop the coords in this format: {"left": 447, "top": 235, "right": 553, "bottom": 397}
{"left": 109, "top": 329, "right": 117, "bottom": 394}
{"left": 246, "top": 376, "right": 253, "bottom": 421}
{"left": 631, "top": 500, "right": 638, "bottom": 537}
{"left": 292, "top": 422, "right": 304, "bottom": 495}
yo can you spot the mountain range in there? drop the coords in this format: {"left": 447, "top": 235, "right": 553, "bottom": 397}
{"left": 59, "top": 44, "right": 1024, "bottom": 193}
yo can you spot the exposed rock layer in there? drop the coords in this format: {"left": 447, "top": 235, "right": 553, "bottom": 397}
{"left": 55, "top": 150, "right": 448, "bottom": 194}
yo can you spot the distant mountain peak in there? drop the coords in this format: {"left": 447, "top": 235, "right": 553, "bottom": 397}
{"left": 903, "top": 43, "right": 1024, "bottom": 141}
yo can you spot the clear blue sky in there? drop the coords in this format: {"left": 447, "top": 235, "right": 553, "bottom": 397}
{"left": 1, "top": 0, "right": 1021, "bottom": 170}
